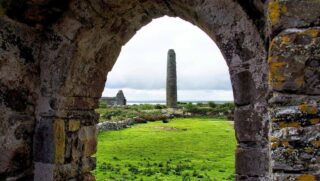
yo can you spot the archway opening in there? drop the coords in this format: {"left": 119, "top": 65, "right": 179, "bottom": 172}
{"left": 95, "top": 16, "right": 236, "bottom": 181}
{"left": 30, "top": 1, "right": 269, "bottom": 180}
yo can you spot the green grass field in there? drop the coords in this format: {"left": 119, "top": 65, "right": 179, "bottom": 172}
{"left": 94, "top": 118, "right": 236, "bottom": 181}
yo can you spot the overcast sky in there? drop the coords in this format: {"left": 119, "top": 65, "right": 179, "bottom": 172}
{"left": 102, "top": 16, "right": 233, "bottom": 101}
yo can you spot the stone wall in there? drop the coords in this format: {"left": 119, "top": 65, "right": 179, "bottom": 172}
{"left": 0, "top": 17, "right": 40, "bottom": 180}
{"left": 97, "top": 119, "right": 135, "bottom": 132}
{"left": 0, "top": 0, "right": 319, "bottom": 180}
{"left": 267, "top": 1, "right": 320, "bottom": 180}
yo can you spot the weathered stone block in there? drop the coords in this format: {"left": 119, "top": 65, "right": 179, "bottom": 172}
{"left": 268, "top": 92, "right": 320, "bottom": 106}
{"left": 68, "top": 119, "right": 80, "bottom": 132}
{"left": 34, "top": 162, "right": 55, "bottom": 181}
{"left": 236, "top": 175, "right": 270, "bottom": 181}
{"left": 34, "top": 162, "right": 79, "bottom": 181}
{"left": 269, "top": 28, "right": 320, "bottom": 94}
{"left": 267, "top": 0, "right": 320, "bottom": 34}
{"left": 53, "top": 119, "right": 65, "bottom": 164}
{"left": 57, "top": 97, "right": 99, "bottom": 110}
{"left": 271, "top": 102, "right": 319, "bottom": 131}
{"left": 53, "top": 15, "right": 82, "bottom": 41}
{"left": 58, "top": 163, "right": 78, "bottom": 179}
{"left": 0, "top": 113, "right": 34, "bottom": 176}
{"left": 34, "top": 118, "right": 66, "bottom": 164}
{"left": 81, "top": 157, "right": 96, "bottom": 173}
{"left": 271, "top": 124, "right": 320, "bottom": 172}
{"left": 236, "top": 147, "right": 269, "bottom": 177}
{"left": 234, "top": 106, "right": 267, "bottom": 143}
{"left": 272, "top": 173, "right": 319, "bottom": 181}
{"left": 34, "top": 118, "right": 55, "bottom": 163}
{"left": 78, "top": 126, "right": 97, "bottom": 156}
{"left": 232, "top": 71, "right": 258, "bottom": 106}
{"left": 82, "top": 173, "right": 96, "bottom": 181}
{"left": 270, "top": 101, "right": 319, "bottom": 174}
{"left": 71, "top": 138, "right": 81, "bottom": 162}
{"left": 0, "top": 143, "right": 33, "bottom": 176}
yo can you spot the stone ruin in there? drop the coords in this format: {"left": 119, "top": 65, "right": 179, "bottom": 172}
{"left": 0, "top": 0, "right": 319, "bottom": 181}
{"left": 100, "top": 90, "right": 126, "bottom": 106}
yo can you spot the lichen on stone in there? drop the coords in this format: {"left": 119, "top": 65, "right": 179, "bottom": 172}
{"left": 297, "top": 174, "right": 317, "bottom": 181}
{"left": 281, "top": 35, "right": 291, "bottom": 44}
{"left": 279, "top": 121, "right": 301, "bottom": 129}
{"left": 268, "top": 1, "right": 280, "bottom": 25}
{"left": 269, "top": 60, "right": 287, "bottom": 89}
{"left": 299, "top": 103, "right": 318, "bottom": 114}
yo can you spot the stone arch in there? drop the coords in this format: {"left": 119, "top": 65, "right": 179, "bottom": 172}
{"left": 30, "top": 0, "right": 269, "bottom": 180}
{"left": 1, "top": 0, "right": 319, "bottom": 180}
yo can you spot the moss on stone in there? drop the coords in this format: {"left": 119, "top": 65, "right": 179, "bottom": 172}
{"left": 269, "top": 61, "right": 287, "bottom": 89}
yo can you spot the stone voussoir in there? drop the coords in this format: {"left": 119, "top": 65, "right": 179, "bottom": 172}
{"left": 234, "top": 105, "right": 268, "bottom": 143}
{"left": 236, "top": 147, "right": 269, "bottom": 177}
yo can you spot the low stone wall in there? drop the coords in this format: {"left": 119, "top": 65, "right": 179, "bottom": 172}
{"left": 97, "top": 119, "right": 136, "bottom": 131}
{"left": 97, "top": 109, "right": 233, "bottom": 132}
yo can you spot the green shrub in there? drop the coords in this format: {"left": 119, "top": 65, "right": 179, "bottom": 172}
{"left": 220, "top": 102, "right": 235, "bottom": 110}
{"left": 184, "top": 103, "right": 197, "bottom": 112}
{"left": 154, "top": 104, "right": 166, "bottom": 109}
{"left": 132, "top": 104, "right": 155, "bottom": 110}
{"left": 208, "top": 101, "right": 217, "bottom": 108}
{"left": 197, "top": 102, "right": 203, "bottom": 106}
{"left": 99, "top": 102, "right": 107, "bottom": 108}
